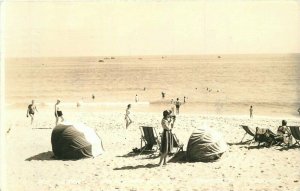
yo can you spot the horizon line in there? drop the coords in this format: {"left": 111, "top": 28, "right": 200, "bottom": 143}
{"left": 5, "top": 52, "right": 300, "bottom": 59}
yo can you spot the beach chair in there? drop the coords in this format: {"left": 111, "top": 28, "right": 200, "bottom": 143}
{"left": 240, "top": 125, "right": 256, "bottom": 144}
{"left": 139, "top": 126, "right": 161, "bottom": 154}
{"left": 289, "top": 126, "right": 300, "bottom": 146}
{"left": 171, "top": 133, "right": 184, "bottom": 154}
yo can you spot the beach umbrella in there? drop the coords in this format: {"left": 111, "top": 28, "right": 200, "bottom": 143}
{"left": 51, "top": 122, "right": 104, "bottom": 159}
{"left": 186, "top": 125, "right": 227, "bottom": 162}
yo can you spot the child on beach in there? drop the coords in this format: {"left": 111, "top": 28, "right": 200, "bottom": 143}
{"left": 27, "top": 100, "right": 38, "bottom": 125}
{"left": 55, "top": 100, "right": 64, "bottom": 125}
{"left": 125, "top": 104, "right": 133, "bottom": 129}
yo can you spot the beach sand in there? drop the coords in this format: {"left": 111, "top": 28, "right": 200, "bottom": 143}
{"left": 2, "top": 106, "right": 300, "bottom": 191}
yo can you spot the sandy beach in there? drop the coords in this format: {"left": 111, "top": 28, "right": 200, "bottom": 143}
{"left": 2, "top": 105, "right": 300, "bottom": 191}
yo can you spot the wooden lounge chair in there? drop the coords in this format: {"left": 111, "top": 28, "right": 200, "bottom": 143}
{"left": 171, "top": 133, "right": 184, "bottom": 154}
{"left": 139, "top": 126, "right": 161, "bottom": 154}
{"left": 289, "top": 126, "right": 300, "bottom": 146}
{"left": 240, "top": 125, "right": 256, "bottom": 144}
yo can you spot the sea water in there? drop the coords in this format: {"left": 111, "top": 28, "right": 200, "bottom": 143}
{"left": 5, "top": 54, "right": 300, "bottom": 117}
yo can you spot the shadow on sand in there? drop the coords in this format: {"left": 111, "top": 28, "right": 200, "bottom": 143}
{"left": 32, "top": 127, "right": 52, "bottom": 130}
{"left": 168, "top": 151, "right": 187, "bottom": 163}
{"left": 113, "top": 163, "right": 158, "bottom": 170}
{"left": 116, "top": 149, "right": 158, "bottom": 158}
{"left": 26, "top": 151, "right": 55, "bottom": 161}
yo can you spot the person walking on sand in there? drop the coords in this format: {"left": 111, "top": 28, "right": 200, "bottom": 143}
{"left": 158, "top": 110, "right": 176, "bottom": 167}
{"left": 27, "top": 100, "right": 38, "bottom": 125}
{"left": 92, "top": 94, "right": 95, "bottom": 101}
{"left": 249, "top": 105, "right": 253, "bottom": 118}
{"left": 298, "top": 107, "right": 300, "bottom": 115}
{"left": 135, "top": 94, "right": 139, "bottom": 102}
{"left": 174, "top": 98, "right": 182, "bottom": 115}
{"left": 125, "top": 104, "right": 133, "bottom": 129}
{"left": 55, "top": 100, "right": 64, "bottom": 125}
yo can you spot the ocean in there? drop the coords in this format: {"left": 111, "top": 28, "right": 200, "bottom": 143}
{"left": 5, "top": 54, "right": 300, "bottom": 117}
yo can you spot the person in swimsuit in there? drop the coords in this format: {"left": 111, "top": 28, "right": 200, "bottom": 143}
{"left": 158, "top": 110, "right": 175, "bottom": 167}
{"left": 174, "top": 98, "right": 182, "bottom": 115}
{"left": 276, "top": 120, "right": 292, "bottom": 146}
{"left": 250, "top": 105, "right": 253, "bottom": 119}
{"left": 125, "top": 104, "right": 133, "bottom": 129}
{"left": 55, "top": 100, "right": 64, "bottom": 125}
{"left": 27, "top": 100, "right": 38, "bottom": 125}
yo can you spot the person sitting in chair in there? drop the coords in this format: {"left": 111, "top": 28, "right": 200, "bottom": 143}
{"left": 277, "top": 120, "right": 292, "bottom": 146}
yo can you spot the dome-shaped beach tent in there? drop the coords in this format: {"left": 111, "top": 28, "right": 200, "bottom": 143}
{"left": 187, "top": 125, "right": 227, "bottom": 162}
{"left": 51, "top": 123, "right": 104, "bottom": 159}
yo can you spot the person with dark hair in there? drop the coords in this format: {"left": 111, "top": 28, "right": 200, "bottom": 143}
{"left": 27, "top": 100, "right": 38, "bottom": 125}
{"left": 158, "top": 110, "right": 176, "bottom": 166}
{"left": 55, "top": 100, "right": 64, "bottom": 125}
{"left": 125, "top": 104, "right": 133, "bottom": 129}
{"left": 174, "top": 98, "right": 182, "bottom": 115}
{"left": 249, "top": 106, "right": 253, "bottom": 118}
{"left": 277, "top": 120, "right": 292, "bottom": 145}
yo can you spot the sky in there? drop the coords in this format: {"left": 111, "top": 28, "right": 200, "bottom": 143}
{"left": 2, "top": 1, "right": 300, "bottom": 57}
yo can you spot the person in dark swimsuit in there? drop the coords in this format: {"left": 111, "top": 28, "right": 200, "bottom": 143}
{"left": 174, "top": 98, "right": 182, "bottom": 115}
{"left": 27, "top": 100, "right": 38, "bottom": 125}
{"left": 55, "top": 100, "right": 64, "bottom": 125}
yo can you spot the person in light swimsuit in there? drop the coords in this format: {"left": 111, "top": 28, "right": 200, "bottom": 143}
{"left": 55, "top": 100, "right": 64, "bottom": 125}
{"left": 125, "top": 104, "right": 133, "bottom": 129}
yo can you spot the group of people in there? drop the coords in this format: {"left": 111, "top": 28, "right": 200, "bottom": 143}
{"left": 26, "top": 100, "right": 64, "bottom": 126}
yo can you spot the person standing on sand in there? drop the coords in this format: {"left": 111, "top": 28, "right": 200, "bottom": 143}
{"left": 158, "top": 110, "right": 176, "bottom": 167}
{"left": 174, "top": 98, "right": 182, "bottom": 115}
{"left": 27, "top": 100, "right": 38, "bottom": 125}
{"left": 250, "top": 105, "right": 253, "bottom": 118}
{"left": 92, "top": 94, "right": 95, "bottom": 101}
{"left": 125, "top": 104, "right": 133, "bottom": 129}
{"left": 135, "top": 94, "right": 139, "bottom": 102}
{"left": 298, "top": 107, "right": 300, "bottom": 115}
{"left": 55, "top": 100, "right": 64, "bottom": 125}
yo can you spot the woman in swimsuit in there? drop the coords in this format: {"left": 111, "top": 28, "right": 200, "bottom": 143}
{"left": 55, "top": 100, "right": 64, "bottom": 125}
{"left": 27, "top": 100, "right": 38, "bottom": 125}
{"left": 125, "top": 104, "right": 133, "bottom": 129}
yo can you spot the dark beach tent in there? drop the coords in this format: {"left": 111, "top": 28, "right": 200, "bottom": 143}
{"left": 51, "top": 123, "right": 104, "bottom": 159}
{"left": 187, "top": 125, "right": 227, "bottom": 162}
